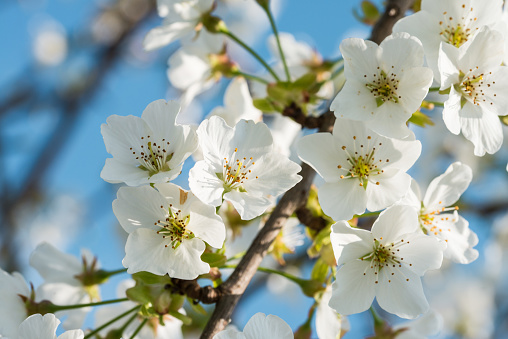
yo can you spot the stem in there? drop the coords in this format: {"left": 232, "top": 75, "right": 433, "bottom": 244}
{"left": 370, "top": 306, "right": 384, "bottom": 327}
{"left": 423, "top": 100, "right": 444, "bottom": 107}
{"left": 103, "top": 268, "right": 128, "bottom": 277}
{"left": 83, "top": 305, "right": 140, "bottom": 339}
{"left": 233, "top": 70, "right": 270, "bottom": 85}
{"left": 226, "top": 250, "right": 246, "bottom": 262}
{"left": 220, "top": 29, "right": 280, "bottom": 81}
{"left": 220, "top": 264, "right": 304, "bottom": 285}
{"left": 263, "top": 5, "right": 291, "bottom": 81}
{"left": 428, "top": 87, "right": 440, "bottom": 92}
{"left": 52, "top": 298, "right": 129, "bottom": 311}
{"left": 129, "top": 318, "right": 148, "bottom": 339}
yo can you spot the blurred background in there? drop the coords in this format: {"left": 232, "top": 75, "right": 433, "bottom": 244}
{"left": 1, "top": 0, "right": 508, "bottom": 338}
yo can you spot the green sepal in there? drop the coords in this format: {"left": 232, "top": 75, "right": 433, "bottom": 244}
{"left": 460, "top": 96, "right": 468, "bottom": 109}
{"left": 307, "top": 224, "right": 331, "bottom": 258}
{"left": 131, "top": 271, "right": 171, "bottom": 285}
{"left": 353, "top": 0, "right": 380, "bottom": 26}
{"left": 408, "top": 111, "right": 434, "bottom": 127}
{"left": 253, "top": 98, "right": 276, "bottom": 112}
{"left": 187, "top": 297, "right": 208, "bottom": 315}
{"left": 310, "top": 257, "right": 330, "bottom": 284}
{"left": 293, "top": 73, "right": 317, "bottom": 89}
{"left": 201, "top": 252, "right": 227, "bottom": 268}
{"left": 500, "top": 115, "right": 508, "bottom": 126}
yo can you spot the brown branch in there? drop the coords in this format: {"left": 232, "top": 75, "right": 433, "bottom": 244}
{"left": 199, "top": 0, "right": 415, "bottom": 337}
{"left": 369, "top": 0, "right": 415, "bottom": 44}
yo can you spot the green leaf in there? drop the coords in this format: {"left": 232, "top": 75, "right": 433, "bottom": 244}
{"left": 267, "top": 83, "right": 290, "bottom": 102}
{"left": 201, "top": 252, "right": 227, "bottom": 268}
{"left": 408, "top": 111, "right": 434, "bottom": 127}
{"left": 187, "top": 297, "right": 208, "bottom": 315}
{"left": 131, "top": 271, "right": 170, "bottom": 285}
{"left": 311, "top": 258, "right": 330, "bottom": 283}
{"left": 253, "top": 98, "right": 276, "bottom": 112}
{"left": 293, "top": 73, "right": 317, "bottom": 89}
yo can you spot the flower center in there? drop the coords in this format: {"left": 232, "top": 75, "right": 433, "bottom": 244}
{"left": 219, "top": 147, "right": 258, "bottom": 192}
{"left": 456, "top": 70, "right": 495, "bottom": 107}
{"left": 131, "top": 136, "right": 174, "bottom": 177}
{"left": 360, "top": 238, "right": 413, "bottom": 284}
{"left": 438, "top": 7, "right": 478, "bottom": 48}
{"left": 156, "top": 205, "right": 194, "bottom": 249}
{"left": 365, "top": 69, "right": 401, "bottom": 107}
{"left": 419, "top": 202, "right": 459, "bottom": 241}
{"left": 337, "top": 136, "right": 387, "bottom": 189}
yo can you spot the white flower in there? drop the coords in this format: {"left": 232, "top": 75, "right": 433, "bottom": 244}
{"left": 315, "top": 287, "right": 349, "bottom": 339}
{"left": 101, "top": 99, "right": 198, "bottom": 186}
{"left": 331, "top": 33, "right": 433, "bottom": 139}
{"left": 167, "top": 31, "right": 229, "bottom": 108}
{"left": 399, "top": 162, "right": 478, "bottom": 264}
{"left": 207, "top": 77, "right": 262, "bottom": 127}
{"left": 30, "top": 243, "right": 100, "bottom": 330}
{"left": 143, "top": 0, "right": 214, "bottom": 51}
{"left": 394, "top": 310, "right": 442, "bottom": 339}
{"left": 94, "top": 280, "right": 183, "bottom": 339}
{"left": 297, "top": 118, "right": 421, "bottom": 221}
{"left": 329, "top": 205, "right": 446, "bottom": 319}
{"left": 438, "top": 27, "right": 508, "bottom": 156}
{"left": 213, "top": 312, "right": 293, "bottom": 339}
{"left": 113, "top": 183, "right": 226, "bottom": 280}
{"left": 393, "top": 0, "right": 504, "bottom": 80}
{"left": 17, "top": 314, "right": 83, "bottom": 339}
{"left": 0, "top": 269, "right": 30, "bottom": 338}
{"left": 189, "top": 116, "right": 302, "bottom": 220}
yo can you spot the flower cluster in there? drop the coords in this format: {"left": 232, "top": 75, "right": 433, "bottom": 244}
{"left": 5, "top": 0, "right": 508, "bottom": 337}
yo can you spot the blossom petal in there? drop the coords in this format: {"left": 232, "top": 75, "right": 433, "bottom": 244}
{"left": 331, "top": 79, "right": 378, "bottom": 122}
{"left": 123, "top": 229, "right": 209, "bottom": 279}
{"left": 189, "top": 161, "right": 225, "bottom": 207}
{"left": 371, "top": 205, "right": 419, "bottom": 241}
{"left": 224, "top": 190, "right": 273, "bottom": 221}
{"left": 380, "top": 32, "right": 425, "bottom": 72}
{"left": 318, "top": 180, "right": 367, "bottom": 221}
{"left": 297, "top": 133, "right": 349, "bottom": 182}
{"left": 30, "top": 242, "right": 82, "bottom": 283}
{"left": 329, "top": 260, "right": 376, "bottom": 315}
{"left": 143, "top": 21, "right": 194, "bottom": 51}
{"left": 376, "top": 267, "right": 429, "bottom": 319}
{"left": 340, "top": 38, "right": 380, "bottom": 80}
{"left": 459, "top": 102, "right": 503, "bottom": 156}
{"left": 423, "top": 162, "right": 472, "bottom": 210}
{"left": 395, "top": 233, "right": 446, "bottom": 275}
{"left": 442, "top": 86, "right": 462, "bottom": 135}
{"left": 330, "top": 221, "right": 373, "bottom": 266}
{"left": 366, "top": 170, "right": 412, "bottom": 212}
{"left": 243, "top": 313, "right": 293, "bottom": 339}
{"left": 187, "top": 203, "right": 226, "bottom": 249}
{"left": 113, "top": 186, "right": 167, "bottom": 233}
{"left": 18, "top": 314, "right": 59, "bottom": 339}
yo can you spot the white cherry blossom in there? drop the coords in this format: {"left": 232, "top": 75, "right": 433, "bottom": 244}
{"left": 101, "top": 99, "right": 198, "bottom": 186}
{"left": 316, "top": 287, "right": 349, "bottom": 339}
{"left": 329, "top": 205, "right": 446, "bottom": 319}
{"left": 112, "top": 183, "right": 226, "bottom": 280}
{"left": 17, "top": 313, "right": 84, "bottom": 339}
{"left": 297, "top": 118, "right": 421, "bottom": 221}
{"left": 167, "top": 31, "right": 229, "bottom": 108}
{"left": 189, "top": 116, "right": 302, "bottom": 220}
{"left": 438, "top": 27, "right": 508, "bottom": 156}
{"left": 143, "top": 0, "right": 215, "bottom": 51}
{"left": 393, "top": 0, "right": 504, "bottom": 80}
{"left": 30, "top": 243, "right": 100, "bottom": 330}
{"left": 207, "top": 77, "right": 262, "bottom": 127}
{"left": 394, "top": 310, "right": 442, "bottom": 339}
{"left": 0, "top": 269, "right": 30, "bottom": 338}
{"left": 399, "top": 162, "right": 478, "bottom": 264}
{"left": 213, "top": 313, "right": 293, "bottom": 339}
{"left": 331, "top": 33, "right": 433, "bottom": 139}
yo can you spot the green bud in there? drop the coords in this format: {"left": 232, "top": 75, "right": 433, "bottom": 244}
{"left": 201, "top": 13, "right": 228, "bottom": 34}
{"left": 408, "top": 111, "right": 434, "bottom": 127}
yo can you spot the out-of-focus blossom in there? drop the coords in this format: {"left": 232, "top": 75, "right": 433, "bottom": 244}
{"left": 18, "top": 313, "right": 84, "bottom": 339}
{"left": 213, "top": 313, "right": 293, "bottom": 339}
